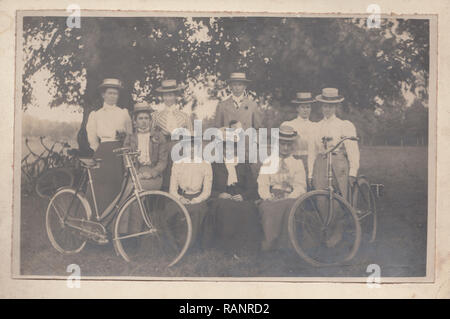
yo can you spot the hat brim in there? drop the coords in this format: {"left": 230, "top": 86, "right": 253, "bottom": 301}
{"left": 278, "top": 136, "right": 298, "bottom": 142}
{"left": 133, "top": 107, "right": 154, "bottom": 114}
{"left": 98, "top": 84, "right": 123, "bottom": 90}
{"left": 291, "top": 99, "right": 315, "bottom": 104}
{"left": 315, "top": 95, "right": 344, "bottom": 103}
{"left": 155, "top": 85, "right": 185, "bottom": 93}
{"left": 227, "top": 78, "right": 251, "bottom": 83}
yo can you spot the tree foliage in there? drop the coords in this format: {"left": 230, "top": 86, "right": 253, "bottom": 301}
{"left": 22, "top": 16, "right": 430, "bottom": 150}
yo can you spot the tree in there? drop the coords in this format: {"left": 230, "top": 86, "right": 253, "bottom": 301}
{"left": 22, "top": 16, "right": 430, "bottom": 152}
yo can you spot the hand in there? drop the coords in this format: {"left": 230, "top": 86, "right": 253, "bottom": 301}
{"left": 307, "top": 178, "right": 313, "bottom": 191}
{"left": 189, "top": 197, "right": 201, "bottom": 204}
{"left": 219, "top": 192, "right": 232, "bottom": 199}
{"left": 179, "top": 197, "right": 191, "bottom": 205}
{"left": 349, "top": 176, "right": 357, "bottom": 186}
{"left": 232, "top": 194, "right": 243, "bottom": 201}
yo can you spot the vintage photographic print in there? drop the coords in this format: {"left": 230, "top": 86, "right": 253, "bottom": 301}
{"left": 12, "top": 10, "right": 436, "bottom": 282}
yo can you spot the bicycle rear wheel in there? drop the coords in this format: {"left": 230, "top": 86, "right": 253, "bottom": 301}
{"left": 114, "top": 190, "right": 192, "bottom": 267}
{"left": 352, "top": 177, "right": 377, "bottom": 243}
{"left": 288, "top": 190, "right": 361, "bottom": 267}
{"left": 36, "top": 167, "right": 74, "bottom": 199}
{"left": 46, "top": 188, "right": 91, "bottom": 254}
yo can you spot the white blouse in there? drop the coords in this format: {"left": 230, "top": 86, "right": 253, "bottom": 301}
{"left": 137, "top": 132, "right": 151, "bottom": 165}
{"left": 86, "top": 103, "right": 132, "bottom": 151}
{"left": 310, "top": 115, "right": 360, "bottom": 177}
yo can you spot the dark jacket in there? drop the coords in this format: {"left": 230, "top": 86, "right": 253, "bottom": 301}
{"left": 211, "top": 162, "right": 259, "bottom": 201}
{"left": 214, "top": 96, "right": 262, "bottom": 130}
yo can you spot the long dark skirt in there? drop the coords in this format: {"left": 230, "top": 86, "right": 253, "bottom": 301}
{"left": 258, "top": 198, "right": 296, "bottom": 251}
{"left": 88, "top": 141, "right": 124, "bottom": 215}
{"left": 206, "top": 199, "right": 262, "bottom": 255}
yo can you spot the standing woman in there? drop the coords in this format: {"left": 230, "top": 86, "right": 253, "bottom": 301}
{"left": 86, "top": 78, "right": 132, "bottom": 214}
{"left": 151, "top": 79, "right": 193, "bottom": 190}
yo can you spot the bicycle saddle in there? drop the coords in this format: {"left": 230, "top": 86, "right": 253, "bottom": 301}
{"left": 79, "top": 158, "right": 102, "bottom": 168}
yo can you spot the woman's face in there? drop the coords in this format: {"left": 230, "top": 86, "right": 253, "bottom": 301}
{"left": 163, "top": 92, "right": 177, "bottom": 106}
{"left": 102, "top": 88, "right": 120, "bottom": 105}
{"left": 279, "top": 140, "right": 294, "bottom": 157}
{"left": 135, "top": 112, "right": 151, "bottom": 130}
{"left": 297, "top": 103, "right": 312, "bottom": 120}
{"left": 230, "top": 82, "right": 246, "bottom": 97}
{"left": 321, "top": 103, "right": 337, "bottom": 119}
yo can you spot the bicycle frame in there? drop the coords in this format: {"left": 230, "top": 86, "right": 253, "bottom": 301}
{"left": 320, "top": 136, "right": 358, "bottom": 225}
{"left": 64, "top": 148, "right": 152, "bottom": 231}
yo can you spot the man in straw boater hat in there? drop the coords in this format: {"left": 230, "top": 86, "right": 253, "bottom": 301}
{"left": 215, "top": 72, "right": 262, "bottom": 130}
{"left": 151, "top": 79, "right": 193, "bottom": 190}
{"left": 309, "top": 88, "right": 360, "bottom": 248}
{"left": 117, "top": 101, "right": 170, "bottom": 238}
{"left": 281, "top": 92, "right": 317, "bottom": 188}
{"left": 257, "top": 125, "right": 307, "bottom": 251}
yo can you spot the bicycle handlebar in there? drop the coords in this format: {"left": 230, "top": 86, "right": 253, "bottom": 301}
{"left": 113, "top": 147, "right": 140, "bottom": 157}
{"left": 321, "top": 136, "right": 359, "bottom": 155}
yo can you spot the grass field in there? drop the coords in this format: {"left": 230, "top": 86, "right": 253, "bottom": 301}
{"left": 18, "top": 146, "right": 428, "bottom": 278}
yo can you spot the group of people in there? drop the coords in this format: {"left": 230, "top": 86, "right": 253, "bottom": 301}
{"left": 85, "top": 72, "right": 360, "bottom": 257}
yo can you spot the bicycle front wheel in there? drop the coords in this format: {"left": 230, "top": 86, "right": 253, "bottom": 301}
{"left": 114, "top": 190, "right": 192, "bottom": 267}
{"left": 288, "top": 190, "right": 361, "bottom": 267}
{"left": 36, "top": 167, "right": 74, "bottom": 199}
{"left": 46, "top": 188, "right": 91, "bottom": 254}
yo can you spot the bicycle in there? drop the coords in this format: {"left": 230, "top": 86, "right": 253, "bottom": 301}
{"left": 34, "top": 137, "right": 76, "bottom": 198}
{"left": 45, "top": 147, "right": 192, "bottom": 267}
{"left": 287, "top": 136, "right": 377, "bottom": 267}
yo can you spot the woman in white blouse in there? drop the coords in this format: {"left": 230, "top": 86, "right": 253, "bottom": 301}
{"left": 86, "top": 78, "right": 132, "bottom": 215}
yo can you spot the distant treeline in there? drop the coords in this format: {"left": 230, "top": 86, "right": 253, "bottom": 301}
{"left": 22, "top": 113, "right": 81, "bottom": 143}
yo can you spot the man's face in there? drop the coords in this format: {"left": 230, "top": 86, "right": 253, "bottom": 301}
{"left": 279, "top": 140, "right": 294, "bottom": 157}
{"left": 102, "top": 88, "right": 119, "bottom": 105}
{"left": 135, "top": 112, "right": 151, "bottom": 130}
{"left": 321, "top": 103, "right": 337, "bottom": 119}
{"left": 163, "top": 92, "right": 177, "bottom": 106}
{"left": 297, "top": 103, "right": 312, "bottom": 120}
{"left": 230, "top": 82, "right": 246, "bottom": 97}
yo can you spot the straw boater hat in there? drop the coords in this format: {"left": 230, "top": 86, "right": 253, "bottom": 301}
{"left": 292, "top": 92, "right": 315, "bottom": 104}
{"left": 315, "top": 88, "right": 345, "bottom": 103}
{"left": 227, "top": 72, "right": 251, "bottom": 83}
{"left": 278, "top": 125, "right": 298, "bottom": 142}
{"left": 98, "top": 78, "right": 124, "bottom": 90}
{"left": 155, "top": 79, "right": 185, "bottom": 93}
{"left": 133, "top": 101, "right": 153, "bottom": 115}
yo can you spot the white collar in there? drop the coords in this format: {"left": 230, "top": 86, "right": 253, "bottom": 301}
{"left": 232, "top": 93, "right": 245, "bottom": 102}
{"left": 323, "top": 114, "right": 337, "bottom": 122}
{"left": 164, "top": 104, "right": 178, "bottom": 112}
{"left": 224, "top": 156, "right": 239, "bottom": 165}
{"left": 296, "top": 116, "right": 310, "bottom": 122}
{"left": 102, "top": 102, "right": 117, "bottom": 110}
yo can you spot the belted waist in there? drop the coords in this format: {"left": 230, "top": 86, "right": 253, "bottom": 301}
{"left": 178, "top": 189, "right": 202, "bottom": 200}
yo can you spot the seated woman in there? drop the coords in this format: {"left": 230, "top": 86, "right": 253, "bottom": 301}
{"left": 169, "top": 135, "right": 212, "bottom": 251}
{"left": 257, "top": 125, "right": 307, "bottom": 252}
{"left": 118, "top": 102, "right": 169, "bottom": 235}
{"left": 207, "top": 124, "right": 262, "bottom": 256}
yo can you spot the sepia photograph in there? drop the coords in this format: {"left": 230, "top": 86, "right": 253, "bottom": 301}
{"left": 13, "top": 10, "right": 436, "bottom": 282}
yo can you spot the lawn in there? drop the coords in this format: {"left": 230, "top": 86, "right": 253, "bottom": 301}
{"left": 18, "top": 146, "right": 428, "bottom": 278}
